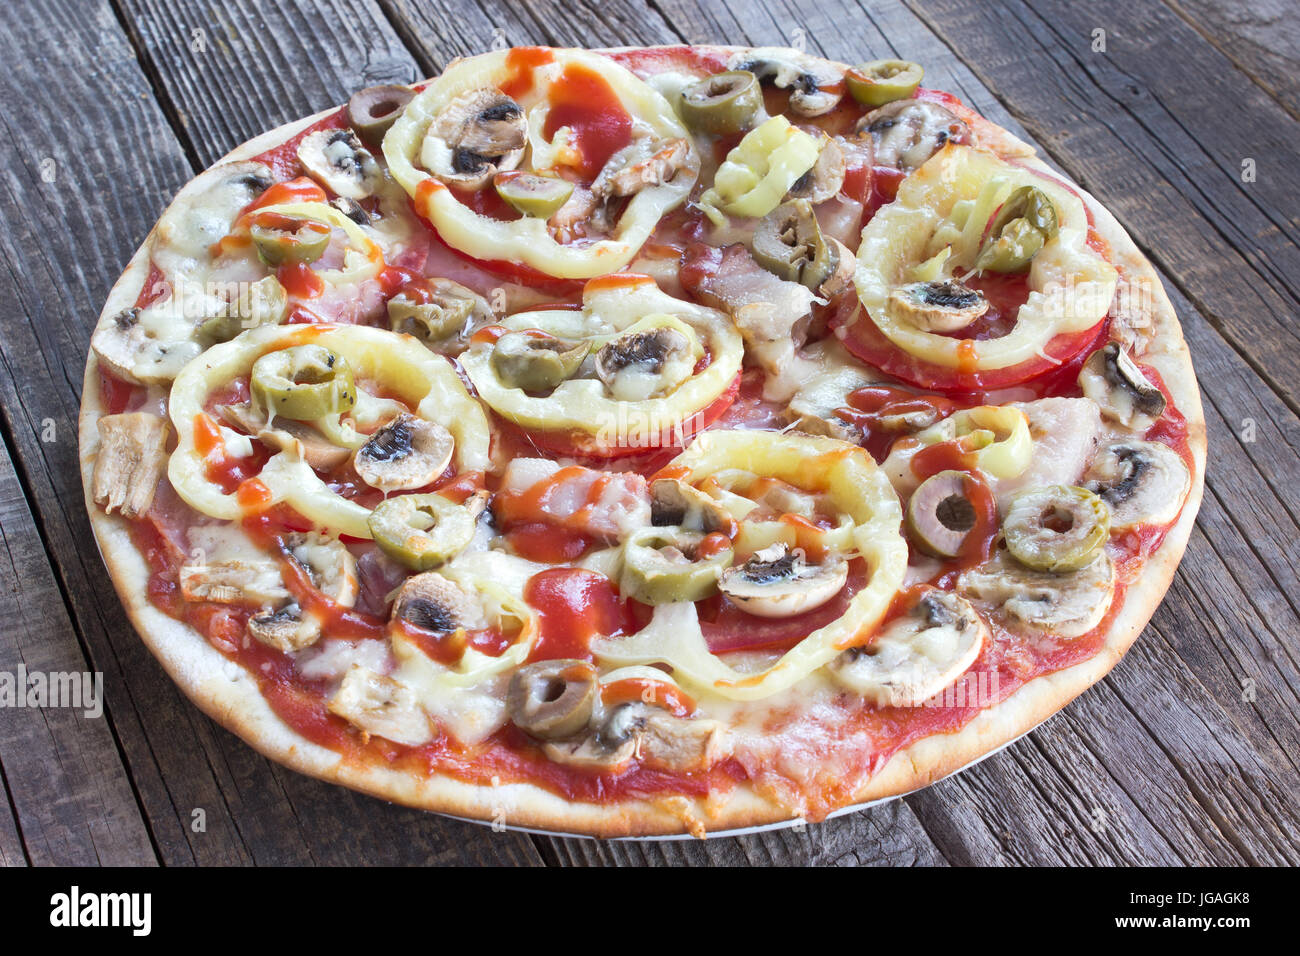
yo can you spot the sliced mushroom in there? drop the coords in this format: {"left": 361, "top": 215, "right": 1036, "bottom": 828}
{"left": 542, "top": 701, "right": 724, "bottom": 773}
{"left": 507, "top": 659, "right": 598, "bottom": 740}
{"left": 830, "top": 589, "right": 987, "bottom": 706}
{"left": 592, "top": 137, "right": 691, "bottom": 200}
{"left": 286, "top": 532, "right": 360, "bottom": 605}
{"left": 421, "top": 89, "right": 526, "bottom": 190}
{"left": 91, "top": 302, "right": 203, "bottom": 387}
{"left": 1083, "top": 440, "right": 1190, "bottom": 531}
{"left": 594, "top": 326, "right": 693, "bottom": 402}
{"left": 178, "top": 558, "right": 289, "bottom": 607}
{"left": 788, "top": 134, "right": 846, "bottom": 204}
{"left": 92, "top": 413, "right": 170, "bottom": 519}
{"left": 730, "top": 51, "right": 844, "bottom": 116}
{"left": 328, "top": 664, "right": 431, "bottom": 746}
{"left": 785, "top": 365, "right": 874, "bottom": 443}
{"left": 887, "top": 278, "right": 989, "bottom": 333}
{"left": 718, "top": 543, "right": 849, "bottom": 618}
{"left": 391, "top": 571, "right": 486, "bottom": 633}
{"left": 297, "top": 128, "right": 382, "bottom": 200}
{"left": 1078, "top": 343, "right": 1167, "bottom": 430}
{"left": 960, "top": 550, "right": 1116, "bottom": 638}
{"left": 387, "top": 278, "right": 495, "bottom": 349}
{"left": 216, "top": 402, "right": 353, "bottom": 471}
{"left": 650, "top": 478, "right": 735, "bottom": 534}
{"left": 247, "top": 606, "right": 320, "bottom": 653}
{"left": 353, "top": 414, "right": 455, "bottom": 492}
{"left": 329, "top": 196, "right": 371, "bottom": 225}
{"left": 857, "top": 99, "right": 969, "bottom": 171}
{"left": 542, "top": 727, "right": 639, "bottom": 771}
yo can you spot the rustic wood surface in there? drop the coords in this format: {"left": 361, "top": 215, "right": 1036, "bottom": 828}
{"left": 0, "top": 0, "right": 1294, "bottom": 866}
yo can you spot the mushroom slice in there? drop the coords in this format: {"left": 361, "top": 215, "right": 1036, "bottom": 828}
{"left": 216, "top": 402, "right": 352, "bottom": 471}
{"left": 391, "top": 571, "right": 486, "bottom": 633}
{"left": 730, "top": 50, "right": 844, "bottom": 116}
{"left": 542, "top": 729, "right": 639, "bottom": 771}
{"left": 421, "top": 89, "right": 525, "bottom": 190}
{"left": 247, "top": 534, "right": 357, "bottom": 651}
{"left": 718, "top": 543, "right": 849, "bottom": 618}
{"left": 785, "top": 365, "right": 874, "bottom": 443}
{"left": 353, "top": 414, "right": 455, "bottom": 492}
{"left": 594, "top": 327, "right": 693, "bottom": 402}
{"left": 328, "top": 664, "right": 432, "bottom": 746}
{"left": 507, "top": 659, "right": 598, "bottom": 740}
{"left": 787, "top": 134, "right": 846, "bottom": 204}
{"left": 90, "top": 304, "right": 203, "bottom": 387}
{"left": 1078, "top": 343, "right": 1167, "bottom": 431}
{"left": 297, "top": 128, "right": 382, "bottom": 200}
{"left": 888, "top": 279, "right": 989, "bottom": 333}
{"left": 650, "top": 478, "right": 735, "bottom": 534}
{"left": 92, "top": 412, "right": 171, "bottom": 519}
{"left": 960, "top": 550, "right": 1116, "bottom": 638}
{"left": 592, "top": 137, "right": 691, "bottom": 200}
{"left": 247, "top": 605, "right": 320, "bottom": 653}
{"left": 596, "top": 702, "right": 725, "bottom": 772}
{"left": 830, "top": 589, "right": 987, "bottom": 706}
{"left": 178, "top": 558, "right": 289, "bottom": 608}
{"left": 857, "top": 99, "right": 969, "bottom": 171}
{"left": 1083, "top": 440, "right": 1190, "bottom": 531}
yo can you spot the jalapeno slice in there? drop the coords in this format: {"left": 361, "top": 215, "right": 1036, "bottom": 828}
{"left": 620, "top": 526, "right": 734, "bottom": 605}
{"left": 846, "top": 59, "right": 924, "bottom": 107}
{"left": 490, "top": 330, "right": 589, "bottom": 393}
{"left": 1002, "top": 485, "right": 1109, "bottom": 572}
{"left": 249, "top": 212, "right": 332, "bottom": 268}
{"left": 679, "top": 70, "right": 763, "bottom": 135}
{"left": 493, "top": 171, "right": 574, "bottom": 217}
{"left": 368, "top": 493, "right": 477, "bottom": 571}
{"left": 250, "top": 344, "right": 356, "bottom": 421}
{"left": 974, "top": 185, "right": 1059, "bottom": 273}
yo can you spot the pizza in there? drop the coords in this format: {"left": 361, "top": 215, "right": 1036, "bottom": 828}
{"left": 78, "top": 45, "right": 1205, "bottom": 838}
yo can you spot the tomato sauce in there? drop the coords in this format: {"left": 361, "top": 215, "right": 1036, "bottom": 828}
{"left": 542, "top": 63, "right": 634, "bottom": 180}
{"left": 523, "top": 568, "right": 644, "bottom": 662}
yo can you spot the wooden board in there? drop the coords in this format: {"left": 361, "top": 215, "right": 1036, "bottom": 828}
{"left": 0, "top": 0, "right": 1296, "bottom": 865}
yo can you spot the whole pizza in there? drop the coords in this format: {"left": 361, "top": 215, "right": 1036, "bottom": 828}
{"left": 78, "top": 45, "right": 1205, "bottom": 838}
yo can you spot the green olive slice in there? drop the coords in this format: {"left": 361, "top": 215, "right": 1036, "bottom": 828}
{"left": 368, "top": 493, "right": 477, "bottom": 571}
{"left": 249, "top": 212, "right": 331, "bottom": 268}
{"left": 846, "top": 59, "right": 924, "bottom": 107}
{"left": 751, "top": 199, "right": 839, "bottom": 290}
{"left": 974, "top": 185, "right": 1059, "bottom": 273}
{"left": 387, "top": 278, "right": 492, "bottom": 345}
{"left": 347, "top": 84, "right": 415, "bottom": 144}
{"left": 490, "top": 330, "right": 589, "bottom": 393}
{"left": 493, "top": 171, "right": 574, "bottom": 217}
{"left": 1003, "top": 485, "right": 1110, "bottom": 573}
{"left": 198, "top": 275, "right": 288, "bottom": 345}
{"left": 907, "top": 470, "right": 982, "bottom": 559}
{"left": 679, "top": 70, "right": 763, "bottom": 135}
{"left": 620, "top": 526, "right": 734, "bottom": 605}
{"left": 250, "top": 345, "right": 356, "bottom": 421}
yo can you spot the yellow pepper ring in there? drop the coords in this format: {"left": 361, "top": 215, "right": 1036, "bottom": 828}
{"left": 253, "top": 201, "right": 384, "bottom": 286}
{"left": 590, "top": 430, "right": 907, "bottom": 701}
{"left": 699, "top": 115, "right": 820, "bottom": 224}
{"left": 167, "top": 324, "right": 491, "bottom": 539}
{"left": 916, "top": 405, "right": 1031, "bottom": 479}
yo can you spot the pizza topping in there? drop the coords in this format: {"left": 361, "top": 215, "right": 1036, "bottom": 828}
{"left": 830, "top": 588, "right": 985, "bottom": 705}
{"left": 387, "top": 278, "right": 494, "bottom": 349}
{"left": 92, "top": 413, "right": 171, "bottom": 519}
{"left": 179, "top": 556, "right": 288, "bottom": 607}
{"left": 717, "top": 543, "right": 848, "bottom": 618}
{"left": 368, "top": 491, "right": 483, "bottom": 570}
{"left": 884, "top": 405, "right": 1032, "bottom": 497}
{"left": 216, "top": 402, "right": 352, "bottom": 471}
{"left": 974, "top": 185, "right": 1059, "bottom": 273}
{"left": 858, "top": 99, "right": 968, "bottom": 171}
{"left": 961, "top": 549, "right": 1115, "bottom": 638}
{"left": 1083, "top": 440, "right": 1189, "bottom": 530}
{"left": 492, "top": 170, "right": 574, "bottom": 217}
{"left": 251, "top": 344, "right": 356, "bottom": 421}
{"left": 353, "top": 414, "right": 455, "bottom": 492}
{"left": 1078, "top": 343, "right": 1167, "bottom": 430}
{"left": 592, "top": 136, "right": 691, "bottom": 200}
{"left": 594, "top": 702, "right": 724, "bottom": 772}
{"left": 649, "top": 478, "right": 736, "bottom": 534}
{"left": 787, "top": 134, "right": 846, "bottom": 205}
{"left": 845, "top": 59, "right": 924, "bottom": 108}
{"left": 678, "top": 70, "right": 762, "bottom": 134}
{"left": 887, "top": 278, "right": 989, "bottom": 333}
{"left": 249, "top": 533, "right": 359, "bottom": 652}
{"left": 296, "top": 128, "right": 382, "bottom": 201}
{"left": 699, "top": 115, "right": 821, "bottom": 222}
{"left": 247, "top": 606, "right": 321, "bottom": 652}
{"left": 197, "top": 275, "right": 288, "bottom": 344}
{"left": 906, "top": 469, "right": 986, "bottom": 559}
{"left": 751, "top": 199, "right": 840, "bottom": 292}
{"left": 594, "top": 325, "right": 693, "bottom": 401}
{"left": 328, "top": 664, "right": 432, "bottom": 746}
{"left": 421, "top": 88, "right": 527, "bottom": 190}
{"left": 1002, "top": 485, "right": 1109, "bottom": 572}
{"left": 729, "top": 49, "right": 844, "bottom": 116}
{"left": 619, "top": 526, "right": 734, "bottom": 604}
{"left": 347, "top": 84, "right": 415, "bottom": 144}
{"left": 506, "top": 659, "right": 598, "bottom": 740}
{"left": 497, "top": 459, "right": 651, "bottom": 543}
{"left": 249, "top": 211, "right": 331, "bottom": 266}
{"left": 490, "top": 330, "right": 589, "bottom": 392}
{"left": 392, "top": 571, "right": 485, "bottom": 632}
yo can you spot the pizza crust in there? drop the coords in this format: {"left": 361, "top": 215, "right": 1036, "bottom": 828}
{"left": 78, "top": 46, "right": 1205, "bottom": 838}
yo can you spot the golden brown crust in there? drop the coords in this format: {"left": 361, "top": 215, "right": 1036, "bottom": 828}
{"left": 78, "top": 45, "right": 1205, "bottom": 839}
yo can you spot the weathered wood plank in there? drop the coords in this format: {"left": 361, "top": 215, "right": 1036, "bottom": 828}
{"left": 0, "top": 431, "right": 157, "bottom": 865}
{"left": 1165, "top": 0, "right": 1300, "bottom": 119}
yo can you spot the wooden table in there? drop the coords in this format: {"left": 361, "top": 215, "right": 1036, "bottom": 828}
{"left": 0, "top": 0, "right": 1296, "bottom": 866}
